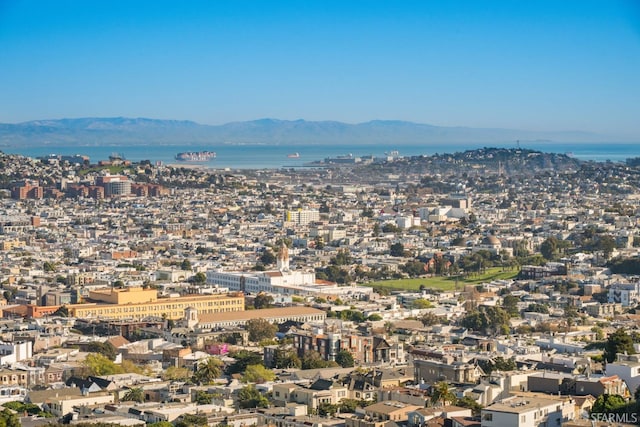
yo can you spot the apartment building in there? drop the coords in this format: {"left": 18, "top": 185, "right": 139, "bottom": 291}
{"left": 414, "top": 356, "right": 484, "bottom": 385}
{"left": 284, "top": 209, "right": 320, "bottom": 225}
{"left": 65, "top": 287, "right": 244, "bottom": 320}
{"left": 606, "top": 354, "right": 640, "bottom": 397}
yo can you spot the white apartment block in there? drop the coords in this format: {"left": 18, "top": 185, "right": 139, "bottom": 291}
{"left": 284, "top": 209, "right": 320, "bottom": 225}
{"left": 481, "top": 396, "right": 575, "bottom": 427}
{"left": 608, "top": 282, "right": 640, "bottom": 307}
{"left": 606, "top": 354, "right": 640, "bottom": 397}
{"left": 0, "top": 341, "right": 33, "bottom": 365}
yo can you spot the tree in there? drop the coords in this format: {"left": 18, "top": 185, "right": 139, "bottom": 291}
{"left": 431, "top": 381, "right": 456, "bottom": 407}
{"left": 456, "top": 396, "right": 483, "bottom": 416}
{"left": 564, "top": 305, "right": 579, "bottom": 332}
{"left": 83, "top": 353, "right": 123, "bottom": 376}
{"left": 402, "top": 260, "right": 427, "bottom": 277}
{"left": 372, "top": 223, "right": 381, "bottom": 235}
{"left": 237, "top": 385, "right": 269, "bottom": 409}
{"left": 318, "top": 402, "right": 339, "bottom": 416}
{"left": 273, "top": 347, "right": 301, "bottom": 369}
{"left": 390, "top": 243, "right": 405, "bottom": 257}
{"left": 480, "top": 356, "right": 517, "bottom": 375}
{"left": 382, "top": 223, "right": 400, "bottom": 233}
{"left": 253, "top": 293, "right": 274, "bottom": 309}
{"left": 0, "top": 409, "right": 20, "bottom": 427}
{"left": 421, "top": 311, "right": 445, "bottom": 326}
{"left": 180, "top": 259, "right": 192, "bottom": 271}
{"left": 331, "top": 249, "right": 354, "bottom": 266}
{"left": 120, "top": 359, "right": 145, "bottom": 375}
{"left": 122, "top": 387, "right": 145, "bottom": 403}
{"left": 368, "top": 314, "right": 383, "bottom": 321}
{"left": 162, "top": 366, "right": 192, "bottom": 381}
{"left": 595, "top": 235, "right": 617, "bottom": 259}
{"left": 604, "top": 328, "right": 636, "bottom": 363}
{"left": 493, "top": 356, "right": 517, "bottom": 371}
{"left": 246, "top": 318, "right": 277, "bottom": 342}
{"left": 260, "top": 250, "right": 276, "bottom": 265}
{"left": 195, "top": 390, "right": 214, "bottom": 405}
{"left": 335, "top": 350, "right": 355, "bottom": 368}
{"left": 451, "top": 236, "right": 466, "bottom": 247}
{"left": 591, "top": 326, "right": 605, "bottom": 341}
{"left": 226, "top": 350, "right": 263, "bottom": 375}
{"left": 502, "top": 294, "right": 520, "bottom": 317}
{"left": 176, "top": 413, "right": 208, "bottom": 427}
{"left": 526, "top": 303, "right": 549, "bottom": 314}
{"left": 43, "top": 261, "right": 56, "bottom": 272}
{"left": 591, "top": 394, "right": 627, "bottom": 413}
{"left": 302, "top": 350, "right": 338, "bottom": 370}
{"left": 86, "top": 341, "right": 117, "bottom": 361}
{"left": 191, "top": 272, "right": 206, "bottom": 285}
{"left": 412, "top": 299, "right": 433, "bottom": 309}
{"left": 243, "top": 364, "right": 276, "bottom": 383}
{"left": 52, "top": 305, "right": 69, "bottom": 317}
{"left": 460, "top": 306, "right": 510, "bottom": 336}
{"left": 540, "top": 237, "right": 559, "bottom": 260}
{"left": 193, "top": 357, "right": 223, "bottom": 385}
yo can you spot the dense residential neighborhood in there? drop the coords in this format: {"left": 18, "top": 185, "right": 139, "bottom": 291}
{"left": 0, "top": 148, "right": 639, "bottom": 426}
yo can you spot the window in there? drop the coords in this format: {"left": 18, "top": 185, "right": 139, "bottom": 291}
{"left": 483, "top": 413, "right": 493, "bottom": 421}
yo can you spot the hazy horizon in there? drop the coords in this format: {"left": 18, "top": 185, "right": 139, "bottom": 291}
{"left": 2, "top": 1, "right": 639, "bottom": 138}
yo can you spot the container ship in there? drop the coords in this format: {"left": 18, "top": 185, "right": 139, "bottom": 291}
{"left": 175, "top": 151, "right": 216, "bottom": 161}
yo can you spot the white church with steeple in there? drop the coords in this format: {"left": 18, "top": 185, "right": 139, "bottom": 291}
{"left": 206, "top": 243, "right": 317, "bottom": 295}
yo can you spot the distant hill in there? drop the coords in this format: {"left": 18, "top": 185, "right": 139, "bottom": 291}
{"left": 0, "top": 117, "right": 614, "bottom": 147}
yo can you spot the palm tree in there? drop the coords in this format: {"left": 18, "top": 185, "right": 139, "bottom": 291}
{"left": 193, "top": 357, "right": 223, "bottom": 385}
{"left": 122, "top": 387, "right": 144, "bottom": 403}
{"left": 431, "top": 381, "right": 456, "bottom": 407}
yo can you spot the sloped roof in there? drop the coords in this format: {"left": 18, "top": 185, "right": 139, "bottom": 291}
{"left": 106, "top": 335, "right": 130, "bottom": 348}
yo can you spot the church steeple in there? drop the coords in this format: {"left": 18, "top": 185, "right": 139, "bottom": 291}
{"left": 277, "top": 243, "right": 290, "bottom": 271}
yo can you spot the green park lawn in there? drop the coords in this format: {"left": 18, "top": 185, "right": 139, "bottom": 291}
{"left": 78, "top": 165, "right": 128, "bottom": 176}
{"left": 365, "top": 267, "right": 519, "bottom": 292}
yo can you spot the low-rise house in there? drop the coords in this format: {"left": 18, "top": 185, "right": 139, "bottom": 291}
{"left": 259, "top": 406, "right": 343, "bottom": 427}
{"left": 528, "top": 372, "right": 629, "bottom": 397}
{"left": 0, "top": 385, "right": 28, "bottom": 404}
{"left": 0, "top": 367, "right": 29, "bottom": 387}
{"left": 408, "top": 406, "right": 473, "bottom": 427}
{"left": 346, "top": 400, "right": 421, "bottom": 427}
{"left": 144, "top": 403, "right": 234, "bottom": 424}
{"left": 378, "top": 386, "right": 431, "bottom": 407}
{"left": 605, "top": 353, "right": 640, "bottom": 396}
{"left": 45, "top": 391, "right": 115, "bottom": 417}
{"left": 273, "top": 379, "right": 349, "bottom": 410}
{"left": 26, "top": 387, "right": 84, "bottom": 408}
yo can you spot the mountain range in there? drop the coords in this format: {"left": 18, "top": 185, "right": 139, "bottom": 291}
{"left": 0, "top": 117, "right": 619, "bottom": 147}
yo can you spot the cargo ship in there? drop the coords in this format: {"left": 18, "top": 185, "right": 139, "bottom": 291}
{"left": 175, "top": 151, "right": 216, "bottom": 161}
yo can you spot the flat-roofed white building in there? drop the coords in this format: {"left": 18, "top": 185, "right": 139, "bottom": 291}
{"left": 481, "top": 395, "right": 575, "bottom": 427}
{"left": 606, "top": 354, "right": 640, "bottom": 397}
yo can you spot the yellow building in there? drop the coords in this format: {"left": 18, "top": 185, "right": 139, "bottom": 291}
{"left": 1, "top": 239, "right": 25, "bottom": 251}
{"left": 66, "top": 288, "right": 244, "bottom": 320}
{"left": 88, "top": 287, "right": 158, "bottom": 304}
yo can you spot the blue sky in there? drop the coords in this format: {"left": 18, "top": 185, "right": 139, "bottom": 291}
{"left": 1, "top": 0, "right": 639, "bottom": 137}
